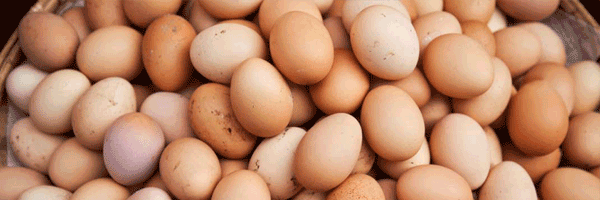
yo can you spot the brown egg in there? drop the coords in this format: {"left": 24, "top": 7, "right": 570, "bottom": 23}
{"left": 453, "top": 57, "right": 512, "bottom": 126}
{"left": 217, "top": 19, "right": 261, "bottom": 34}
{"left": 294, "top": 113, "right": 362, "bottom": 192}
{"left": 258, "top": 0, "right": 322, "bottom": 39}
{"left": 293, "top": 189, "right": 327, "bottom": 200}
{"left": 494, "top": 27, "right": 542, "bottom": 78}
{"left": 270, "top": 11, "right": 334, "bottom": 85}
{"left": 197, "top": 0, "right": 262, "bottom": 19}
{"left": 0, "top": 167, "right": 49, "bottom": 200}
{"left": 70, "top": 178, "right": 130, "bottom": 200}
{"left": 518, "top": 22, "right": 567, "bottom": 65}
{"left": 521, "top": 63, "right": 575, "bottom": 114}
{"left": 423, "top": 34, "right": 494, "bottom": 99}
{"left": 133, "top": 85, "right": 151, "bottom": 110}
{"left": 327, "top": 0, "right": 344, "bottom": 17}
{"left": 562, "top": 112, "right": 600, "bottom": 168}
{"left": 84, "top": 0, "right": 129, "bottom": 29}
{"left": 378, "top": 140, "right": 431, "bottom": 179}
{"left": 289, "top": 83, "right": 317, "bottom": 126}
{"left": 185, "top": 0, "right": 218, "bottom": 32}
{"left": 140, "top": 92, "right": 194, "bottom": 143}
{"left": 351, "top": 5, "right": 419, "bottom": 80}
{"left": 413, "top": 0, "right": 443, "bottom": 17}
{"left": 324, "top": 17, "right": 350, "bottom": 49}
{"left": 487, "top": 8, "right": 507, "bottom": 33}
{"left": 219, "top": 159, "right": 248, "bottom": 178}
{"left": 159, "top": 138, "right": 221, "bottom": 200}
{"left": 497, "top": 0, "right": 559, "bottom": 21}
{"left": 502, "top": 144, "right": 561, "bottom": 183}
{"left": 128, "top": 187, "right": 171, "bottom": 200}
{"left": 413, "top": 11, "right": 462, "bottom": 56}
{"left": 189, "top": 83, "right": 257, "bottom": 159}
{"left": 313, "top": 0, "right": 334, "bottom": 13}
{"left": 48, "top": 139, "right": 107, "bottom": 191}
{"left": 421, "top": 92, "right": 452, "bottom": 132}
{"left": 569, "top": 61, "right": 600, "bottom": 115}
{"left": 211, "top": 170, "right": 270, "bottom": 200}
{"left": 341, "top": 0, "right": 409, "bottom": 31}
{"left": 76, "top": 26, "right": 142, "bottom": 81}
{"left": 10, "top": 117, "right": 66, "bottom": 173}
{"left": 62, "top": 7, "right": 91, "bottom": 41}
{"left": 540, "top": 168, "right": 600, "bottom": 200}
{"left": 18, "top": 12, "right": 79, "bottom": 71}
{"left": 19, "top": 185, "right": 72, "bottom": 200}
{"left": 508, "top": 81, "right": 568, "bottom": 156}
{"left": 461, "top": 21, "right": 496, "bottom": 56}
{"left": 230, "top": 58, "right": 293, "bottom": 138}
{"left": 484, "top": 127, "right": 503, "bottom": 168}
{"left": 379, "top": 68, "right": 431, "bottom": 107}
{"left": 444, "top": 0, "right": 495, "bottom": 23}
{"left": 377, "top": 179, "right": 397, "bottom": 200}
{"left": 122, "top": 0, "right": 182, "bottom": 28}
{"left": 351, "top": 141, "right": 376, "bottom": 174}
{"left": 143, "top": 173, "right": 170, "bottom": 195}
{"left": 396, "top": 165, "right": 473, "bottom": 200}
{"left": 399, "top": 0, "right": 418, "bottom": 20}
{"left": 327, "top": 174, "right": 385, "bottom": 200}
{"left": 478, "top": 161, "right": 537, "bottom": 200}
{"left": 592, "top": 167, "right": 600, "bottom": 178}
{"left": 430, "top": 114, "right": 490, "bottom": 189}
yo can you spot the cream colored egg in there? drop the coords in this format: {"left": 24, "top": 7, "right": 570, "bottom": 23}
{"left": 19, "top": 185, "right": 71, "bottom": 200}
{"left": 197, "top": 0, "right": 262, "bottom": 19}
{"left": 484, "top": 127, "right": 503, "bottom": 168}
{"left": 487, "top": 8, "right": 507, "bottom": 33}
{"left": 569, "top": 61, "right": 600, "bottom": 115}
{"left": 479, "top": 162, "right": 537, "bottom": 200}
{"left": 141, "top": 92, "right": 194, "bottom": 144}
{"left": 518, "top": 22, "right": 566, "bottom": 65}
{"left": 341, "top": 0, "right": 409, "bottom": 31}
{"left": 378, "top": 140, "right": 430, "bottom": 179}
{"left": 10, "top": 118, "right": 66, "bottom": 173}
{"left": 5, "top": 63, "right": 47, "bottom": 113}
{"left": 413, "top": 0, "right": 443, "bottom": 17}
{"left": 127, "top": 187, "right": 171, "bottom": 200}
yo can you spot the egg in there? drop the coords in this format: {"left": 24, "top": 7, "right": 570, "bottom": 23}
{"left": 189, "top": 83, "right": 257, "bottom": 159}
{"left": 444, "top": 0, "right": 495, "bottom": 23}
{"left": 72, "top": 77, "right": 137, "bottom": 150}
{"left": 327, "top": 0, "right": 344, "bottom": 17}
{"left": 142, "top": 14, "right": 195, "bottom": 91}
{"left": 569, "top": 61, "right": 600, "bottom": 115}
{"left": 258, "top": 0, "right": 322, "bottom": 39}
{"left": 133, "top": 85, "right": 151, "bottom": 110}
{"left": 518, "top": 22, "right": 567, "bottom": 65}
{"left": 220, "top": 159, "right": 248, "bottom": 178}
{"left": 453, "top": 57, "right": 512, "bottom": 126}
{"left": 520, "top": 63, "right": 575, "bottom": 114}
{"left": 399, "top": 0, "right": 418, "bottom": 20}
{"left": 197, "top": 0, "right": 262, "bottom": 19}
{"left": 293, "top": 190, "right": 326, "bottom": 200}
{"left": 378, "top": 140, "right": 430, "bottom": 179}
{"left": 323, "top": 17, "right": 350, "bottom": 49}
{"left": 62, "top": 7, "right": 91, "bottom": 41}
{"left": 313, "top": 0, "right": 334, "bottom": 13}
{"left": 127, "top": 187, "right": 171, "bottom": 200}
{"left": 84, "top": 0, "right": 129, "bottom": 29}
{"left": 412, "top": 0, "right": 443, "bottom": 17}
{"left": 351, "top": 141, "right": 376, "bottom": 174}
{"left": 230, "top": 58, "right": 293, "bottom": 138}
{"left": 502, "top": 144, "right": 561, "bottom": 183}
{"left": 159, "top": 138, "right": 221, "bottom": 200}
{"left": 508, "top": 81, "right": 568, "bottom": 156}
{"left": 461, "top": 21, "right": 496, "bottom": 56}
{"left": 341, "top": 0, "right": 409, "bottom": 31}
{"left": 497, "top": 0, "right": 559, "bottom": 21}
{"left": 326, "top": 174, "right": 385, "bottom": 200}
{"left": 562, "top": 112, "right": 600, "bottom": 168}
{"left": 5, "top": 63, "right": 47, "bottom": 113}
{"left": 19, "top": 185, "right": 72, "bottom": 200}
{"left": 76, "top": 26, "right": 143, "bottom": 81}
{"left": 421, "top": 92, "right": 451, "bottom": 132}
{"left": 396, "top": 165, "right": 473, "bottom": 200}
{"left": 122, "top": 0, "right": 181, "bottom": 28}
{"left": 592, "top": 167, "right": 600, "bottom": 178}
{"left": 9, "top": 118, "right": 66, "bottom": 173}
{"left": 294, "top": 113, "right": 362, "bottom": 192}
{"left": 494, "top": 27, "right": 542, "bottom": 77}
{"left": 185, "top": 0, "right": 218, "bottom": 32}
{"left": 48, "top": 139, "right": 107, "bottom": 191}
{"left": 249, "top": 127, "right": 306, "bottom": 199}
{"left": 413, "top": 11, "right": 462, "bottom": 56}
{"left": 487, "top": 8, "right": 507, "bottom": 33}
{"left": 143, "top": 173, "right": 171, "bottom": 197}
{"left": 28, "top": 69, "right": 90, "bottom": 134}
{"left": 17, "top": 12, "right": 79, "bottom": 71}
{"left": 289, "top": 83, "right": 317, "bottom": 126}
{"left": 191, "top": 23, "right": 267, "bottom": 84}
{"left": 0, "top": 167, "right": 49, "bottom": 200}
{"left": 377, "top": 68, "right": 431, "bottom": 108}
{"left": 377, "top": 179, "right": 397, "bottom": 200}
{"left": 540, "top": 168, "right": 600, "bottom": 200}
{"left": 478, "top": 161, "right": 537, "bottom": 200}
{"left": 70, "top": 178, "right": 130, "bottom": 200}
{"left": 362, "top": 85, "right": 424, "bottom": 161}
{"left": 351, "top": 5, "right": 419, "bottom": 80}
{"left": 270, "top": 11, "right": 334, "bottom": 85}
{"left": 217, "top": 19, "right": 261, "bottom": 34}
{"left": 484, "top": 127, "right": 503, "bottom": 168}
{"left": 141, "top": 92, "right": 194, "bottom": 144}
{"left": 211, "top": 170, "right": 270, "bottom": 200}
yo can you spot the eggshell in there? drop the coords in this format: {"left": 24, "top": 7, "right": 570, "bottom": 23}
{"left": 189, "top": 83, "right": 256, "bottom": 159}
{"left": 122, "top": 0, "right": 181, "bottom": 28}
{"left": 289, "top": 83, "right": 317, "bottom": 126}
{"left": 10, "top": 118, "right": 66, "bottom": 173}
{"left": 62, "top": 7, "right": 91, "bottom": 41}
{"left": 479, "top": 161, "right": 537, "bottom": 200}
{"left": 592, "top": 167, "right": 600, "bottom": 178}
{"left": 378, "top": 140, "right": 430, "bottom": 179}
{"left": 249, "top": 127, "right": 306, "bottom": 199}
{"left": 294, "top": 113, "right": 362, "bottom": 192}
{"left": 421, "top": 92, "right": 451, "bottom": 132}
{"left": 562, "top": 112, "right": 600, "bottom": 168}
{"left": 258, "top": 0, "right": 323, "bottom": 39}
{"left": 141, "top": 92, "right": 194, "bottom": 144}
{"left": 159, "top": 138, "right": 221, "bottom": 200}
{"left": 143, "top": 173, "right": 170, "bottom": 195}
{"left": 521, "top": 63, "right": 575, "bottom": 114}
{"left": 76, "top": 26, "right": 143, "bottom": 81}
{"left": 412, "top": 0, "right": 443, "bottom": 17}
{"left": 351, "top": 140, "right": 376, "bottom": 174}
{"left": 414, "top": 11, "right": 462, "bottom": 55}
{"left": 72, "top": 77, "right": 137, "bottom": 150}
{"left": 497, "top": 0, "right": 559, "bottom": 21}
{"left": 341, "top": 0, "right": 409, "bottom": 31}
{"left": 519, "top": 22, "right": 566, "bottom": 65}
{"left": 569, "top": 61, "right": 600, "bottom": 115}
{"left": 127, "top": 187, "right": 171, "bottom": 200}
{"left": 487, "top": 8, "right": 507, "bottom": 33}
{"left": 28, "top": 69, "right": 90, "bottom": 134}
{"left": 327, "top": 0, "right": 344, "bottom": 17}
{"left": 70, "top": 178, "right": 130, "bottom": 200}
{"left": 484, "top": 127, "right": 502, "bottom": 168}
{"left": 323, "top": 17, "right": 350, "bottom": 49}
{"left": 197, "top": 0, "right": 261, "bottom": 19}
{"left": 217, "top": 19, "right": 261, "bottom": 34}
{"left": 502, "top": 144, "right": 561, "bottom": 183}
{"left": 17, "top": 12, "right": 79, "bottom": 71}
{"left": 211, "top": 170, "right": 270, "bottom": 200}
{"left": 220, "top": 159, "right": 248, "bottom": 178}
{"left": 133, "top": 85, "right": 151, "bottom": 110}
{"left": 230, "top": 58, "right": 293, "bottom": 138}
{"left": 185, "top": 0, "right": 218, "bottom": 32}
{"left": 270, "top": 11, "right": 334, "bottom": 85}
{"left": 48, "top": 139, "right": 107, "bottom": 191}
{"left": 453, "top": 57, "right": 512, "bottom": 126}
{"left": 396, "top": 165, "right": 473, "bottom": 200}
{"left": 19, "top": 185, "right": 71, "bottom": 200}
{"left": 540, "top": 168, "right": 600, "bottom": 200}
{"left": 313, "top": 0, "right": 334, "bottom": 13}
{"left": 0, "top": 167, "right": 49, "bottom": 200}
{"left": 5, "top": 63, "right": 47, "bottom": 113}
{"left": 423, "top": 34, "right": 494, "bottom": 99}
{"left": 461, "top": 21, "right": 496, "bottom": 56}
{"left": 508, "top": 81, "right": 568, "bottom": 156}
{"left": 84, "top": 0, "right": 129, "bottom": 29}
{"left": 378, "top": 68, "right": 431, "bottom": 107}
{"left": 494, "top": 27, "right": 542, "bottom": 78}
{"left": 399, "top": 0, "right": 418, "bottom": 20}
{"left": 430, "top": 114, "right": 490, "bottom": 189}
{"left": 444, "top": 0, "right": 495, "bottom": 23}
{"left": 377, "top": 179, "right": 397, "bottom": 200}
{"left": 326, "top": 174, "right": 385, "bottom": 200}
{"left": 293, "top": 190, "right": 326, "bottom": 200}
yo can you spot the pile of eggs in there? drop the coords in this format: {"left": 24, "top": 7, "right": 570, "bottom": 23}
{"left": 1, "top": 0, "right": 600, "bottom": 199}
